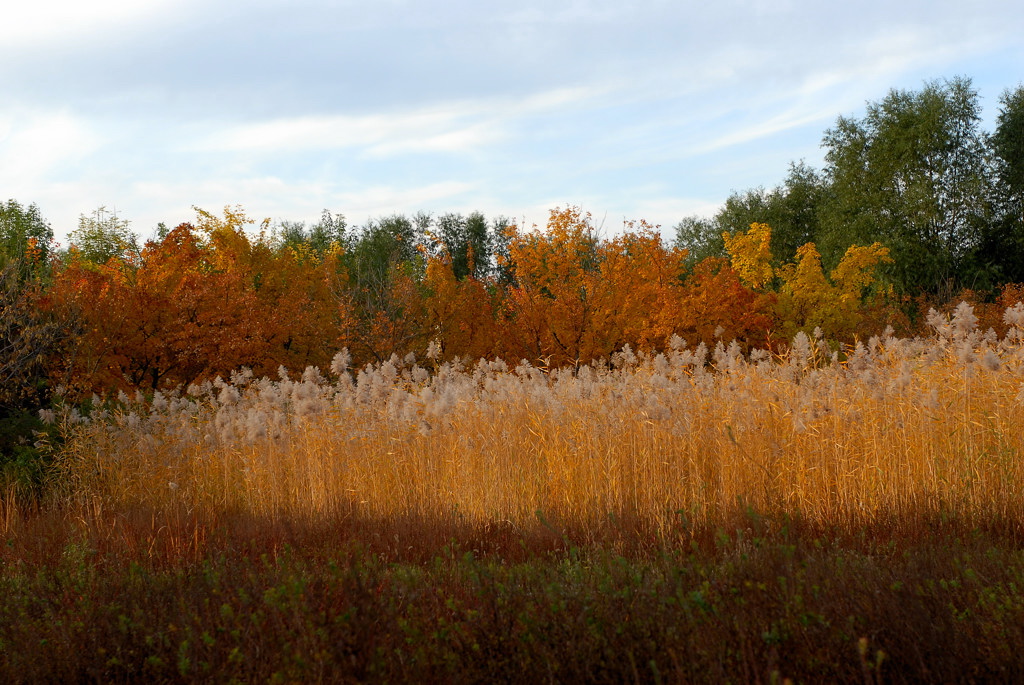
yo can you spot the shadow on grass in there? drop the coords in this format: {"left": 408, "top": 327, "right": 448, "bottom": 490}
{"left": 2, "top": 501, "right": 1024, "bottom": 681}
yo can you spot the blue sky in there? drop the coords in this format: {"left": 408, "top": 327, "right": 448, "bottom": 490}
{"left": 1, "top": 0, "right": 1022, "bottom": 245}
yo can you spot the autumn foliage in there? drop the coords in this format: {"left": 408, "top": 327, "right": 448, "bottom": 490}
{"left": 724, "top": 222, "right": 893, "bottom": 341}
{"left": 34, "top": 206, "right": 919, "bottom": 396}
{"left": 496, "top": 209, "right": 775, "bottom": 366}
{"left": 46, "top": 208, "right": 342, "bottom": 394}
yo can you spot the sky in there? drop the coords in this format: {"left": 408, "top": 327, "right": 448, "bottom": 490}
{"left": 1, "top": 0, "right": 1022, "bottom": 246}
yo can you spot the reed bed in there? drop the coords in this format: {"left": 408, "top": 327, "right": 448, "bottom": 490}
{"left": 42, "top": 301, "right": 1024, "bottom": 550}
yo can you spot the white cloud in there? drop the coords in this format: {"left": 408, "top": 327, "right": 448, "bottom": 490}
{"left": 0, "top": 0, "right": 178, "bottom": 46}
{"left": 0, "top": 110, "right": 101, "bottom": 189}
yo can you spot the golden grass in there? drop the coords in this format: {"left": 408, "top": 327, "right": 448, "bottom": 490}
{"left": 47, "top": 308, "right": 1024, "bottom": 551}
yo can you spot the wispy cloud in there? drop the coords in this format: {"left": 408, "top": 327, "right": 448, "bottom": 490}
{"left": 204, "top": 109, "right": 499, "bottom": 157}
{"left": 688, "top": 108, "right": 833, "bottom": 157}
{"left": 199, "top": 86, "right": 604, "bottom": 158}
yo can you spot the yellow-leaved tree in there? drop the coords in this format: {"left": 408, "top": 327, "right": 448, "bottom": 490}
{"left": 724, "top": 223, "right": 892, "bottom": 341}
{"left": 722, "top": 222, "right": 774, "bottom": 289}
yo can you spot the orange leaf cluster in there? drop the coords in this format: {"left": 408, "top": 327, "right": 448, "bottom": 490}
{"left": 47, "top": 210, "right": 341, "bottom": 393}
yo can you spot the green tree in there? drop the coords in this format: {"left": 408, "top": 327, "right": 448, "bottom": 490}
{"left": 765, "top": 162, "right": 827, "bottom": 264}
{"left": 977, "top": 85, "right": 1024, "bottom": 282}
{"left": 490, "top": 215, "right": 515, "bottom": 286}
{"left": 433, "top": 211, "right": 494, "bottom": 280}
{"left": 673, "top": 215, "right": 724, "bottom": 266}
{"left": 68, "top": 206, "right": 140, "bottom": 265}
{"left": 675, "top": 162, "right": 826, "bottom": 269}
{"left": 347, "top": 213, "right": 424, "bottom": 291}
{"left": 0, "top": 258, "right": 72, "bottom": 481}
{"left": 819, "top": 77, "right": 991, "bottom": 293}
{"left": 0, "top": 200, "right": 53, "bottom": 279}
{"left": 277, "top": 209, "right": 348, "bottom": 258}
{"left": 0, "top": 202, "right": 63, "bottom": 441}
{"left": 992, "top": 85, "right": 1024, "bottom": 207}
{"left": 331, "top": 213, "right": 430, "bottom": 363}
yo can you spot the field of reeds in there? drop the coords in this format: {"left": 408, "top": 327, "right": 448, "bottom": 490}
{"left": 4, "top": 302, "right": 1024, "bottom": 682}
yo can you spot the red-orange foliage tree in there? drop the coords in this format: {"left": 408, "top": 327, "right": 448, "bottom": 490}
{"left": 48, "top": 208, "right": 344, "bottom": 395}
{"left": 497, "top": 207, "right": 766, "bottom": 365}
{"left": 421, "top": 252, "right": 500, "bottom": 362}
{"left": 674, "top": 257, "right": 776, "bottom": 350}
{"left": 498, "top": 208, "right": 604, "bottom": 366}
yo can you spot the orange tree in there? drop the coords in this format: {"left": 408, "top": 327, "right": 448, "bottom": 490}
{"left": 590, "top": 225, "right": 694, "bottom": 352}
{"left": 193, "top": 207, "right": 341, "bottom": 374}
{"left": 48, "top": 223, "right": 268, "bottom": 393}
{"left": 498, "top": 207, "right": 615, "bottom": 366}
{"left": 47, "top": 208, "right": 345, "bottom": 395}
{"left": 674, "top": 257, "right": 776, "bottom": 350}
{"left": 497, "top": 208, "right": 764, "bottom": 365}
{"left": 421, "top": 251, "right": 501, "bottom": 362}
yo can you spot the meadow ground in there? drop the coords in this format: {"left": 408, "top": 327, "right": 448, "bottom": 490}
{"left": 4, "top": 304, "right": 1024, "bottom": 682}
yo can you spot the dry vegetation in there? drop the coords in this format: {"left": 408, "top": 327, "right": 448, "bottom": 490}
{"left": 4, "top": 302, "right": 1024, "bottom": 681}
{"left": 49, "top": 301, "right": 1024, "bottom": 538}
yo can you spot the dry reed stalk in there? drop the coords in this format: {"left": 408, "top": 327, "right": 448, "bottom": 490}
{"left": 48, "top": 305, "right": 1024, "bottom": 547}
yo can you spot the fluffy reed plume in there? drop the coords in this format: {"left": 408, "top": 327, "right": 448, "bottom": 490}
{"left": 50, "top": 303, "right": 1024, "bottom": 538}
